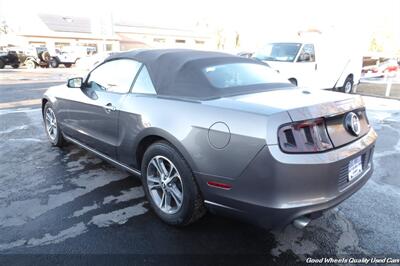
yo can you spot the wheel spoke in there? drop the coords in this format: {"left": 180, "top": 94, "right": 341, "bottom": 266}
{"left": 159, "top": 191, "right": 165, "bottom": 209}
{"left": 165, "top": 192, "right": 172, "bottom": 211}
{"left": 148, "top": 183, "right": 161, "bottom": 190}
{"left": 147, "top": 175, "right": 161, "bottom": 191}
{"left": 147, "top": 175, "right": 161, "bottom": 184}
{"left": 168, "top": 164, "right": 174, "bottom": 176}
{"left": 150, "top": 158, "right": 162, "bottom": 176}
{"left": 165, "top": 173, "right": 179, "bottom": 185}
{"left": 149, "top": 184, "right": 161, "bottom": 190}
{"left": 157, "top": 157, "right": 168, "bottom": 176}
{"left": 46, "top": 112, "right": 52, "bottom": 121}
{"left": 170, "top": 185, "right": 183, "bottom": 206}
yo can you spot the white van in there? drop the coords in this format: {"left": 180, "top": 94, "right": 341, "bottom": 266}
{"left": 252, "top": 40, "right": 362, "bottom": 93}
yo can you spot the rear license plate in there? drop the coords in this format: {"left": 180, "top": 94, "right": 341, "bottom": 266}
{"left": 348, "top": 156, "right": 363, "bottom": 181}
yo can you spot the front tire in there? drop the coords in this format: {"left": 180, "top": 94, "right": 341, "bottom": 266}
{"left": 43, "top": 102, "right": 65, "bottom": 147}
{"left": 50, "top": 58, "right": 59, "bottom": 68}
{"left": 288, "top": 78, "right": 297, "bottom": 86}
{"left": 0, "top": 59, "right": 5, "bottom": 69}
{"left": 25, "top": 60, "right": 36, "bottom": 69}
{"left": 141, "top": 141, "right": 206, "bottom": 226}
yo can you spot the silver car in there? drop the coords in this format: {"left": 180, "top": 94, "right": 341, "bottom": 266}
{"left": 42, "top": 49, "right": 377, "bottom": 229}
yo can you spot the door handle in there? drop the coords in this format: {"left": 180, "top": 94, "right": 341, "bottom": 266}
{"left": 104, "top": 103, "right": 116, "bottom": 113}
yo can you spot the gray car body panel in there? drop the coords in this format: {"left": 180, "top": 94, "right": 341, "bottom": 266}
{"left": 43, "top": 73, "right": 376, "bottom": 229}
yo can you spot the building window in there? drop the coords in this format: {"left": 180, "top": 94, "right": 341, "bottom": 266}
{"left": 175, "top": 39, "right": 186, "bottom": 43}
{"left": 195, "top": 40, "right": 205, "bottom": 45}
{"left": 105, "top": 44, "right": 113, "bottom": 51}
{"left": 153, "top": 38, "right": 166, "bottom": 43}
{"left": 55, "top": 42, "right": 70, "bottom": 49}
{"left": 79, "top": 43, "right": 98, "bottom": 55}
{"left": 29, "top": 42, "right": 46, "bottom": 47}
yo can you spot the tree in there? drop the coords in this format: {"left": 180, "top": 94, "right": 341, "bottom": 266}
{"left": 235, "top": 31, "right": 240, "bottom": 48}
{"left": 0, "top": 20, "right": 8, "bottom": 34}
{"left": 369, "top": 37, "right": 383, "bottom": 52}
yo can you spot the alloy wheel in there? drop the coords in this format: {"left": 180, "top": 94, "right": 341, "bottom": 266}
{"left": 146, "top": 155, "right": 184, "bottom": 214}
{"left": 45, "top": 107, "right": 58, "bottom": 141}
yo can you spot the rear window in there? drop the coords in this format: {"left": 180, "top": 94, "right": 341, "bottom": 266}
{"left": 202, "top": 63, "right": 289, "bottom": 89}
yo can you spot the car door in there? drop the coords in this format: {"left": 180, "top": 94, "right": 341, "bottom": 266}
{"left": 116, "top": 65, "right": 158, "bottom": 168}
{"left": 294, "top": 44, "right": 318, "bottom": 88}
{"left": 65, "top": 59, "right": 142, "bottom": 158}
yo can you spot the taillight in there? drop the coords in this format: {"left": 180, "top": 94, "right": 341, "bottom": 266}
{"left": 278, "top": 118, "right": 333, "bottom": 153}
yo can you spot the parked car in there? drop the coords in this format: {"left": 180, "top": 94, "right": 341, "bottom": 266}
{"left": 49, "top": 46, "right": 87, "bottom": 68}
{"left": 362, "top": 59, "right": 399, "bottom": 78}
{"left": 42, "top": 49, "right": 377, "bottom": 229}
{"left": 252, "top": 39, "right": 362, "bottom": 93}
{"left": 24, "top": 46, "right": 51, "bottom": 69}
{"left": 0, "top": 50, "right": 21, "bottom": 69}
{"left": 49, "top": 49, "right": 76, "bottom": 68}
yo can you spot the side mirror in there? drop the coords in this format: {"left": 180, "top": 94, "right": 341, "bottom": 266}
{"left": 67, "top": 77, "right": 83, "bottom": 88}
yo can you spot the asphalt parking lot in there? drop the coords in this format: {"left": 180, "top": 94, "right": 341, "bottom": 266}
{"left": 0, "top": 69, "right": 399, "bottom": 265}
{"left": 358, "top": 74, "right": 400, "bottom": 99}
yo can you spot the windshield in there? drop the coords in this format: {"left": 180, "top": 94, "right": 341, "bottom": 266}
{"left": 253, "top": 43, "right": 301, "bottom": 62}
{"left": 202, "top": 63, "right": 290, "bottom": 89}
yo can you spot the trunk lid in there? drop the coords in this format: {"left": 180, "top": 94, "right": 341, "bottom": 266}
{"left": 205, "top": 88, "right": 369, "bottom": 148}
{"left": 218, "top": 88, "right": 364, "bottom": 119}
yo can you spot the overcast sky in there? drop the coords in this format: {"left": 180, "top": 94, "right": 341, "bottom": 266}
{"left": 2, "top": 0, "right": 398, "bottom": 28}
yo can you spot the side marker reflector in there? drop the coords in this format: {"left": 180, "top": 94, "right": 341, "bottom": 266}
{"left": 207, "top": 181, "right": 232, "bottom": 190}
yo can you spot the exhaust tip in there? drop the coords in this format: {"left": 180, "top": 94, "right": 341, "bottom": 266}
{"left": 293, "top": 216, "right": 311, "bottom": 229}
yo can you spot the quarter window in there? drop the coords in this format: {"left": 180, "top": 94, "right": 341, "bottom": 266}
{"left": 203, "top": 63, "right": 289, "bottom": 89}
{"left": 297, "top": 44, "right": 315, "bottom": 62}
{"left": 87, "top": 59, "right": 142, "bottom": 93}
{"left": 131, "top": 66, "right": 156, "bottom": 94}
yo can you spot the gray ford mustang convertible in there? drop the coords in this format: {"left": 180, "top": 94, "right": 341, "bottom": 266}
{"left": 42, "top": 49, "right": 377, "bottom": 229}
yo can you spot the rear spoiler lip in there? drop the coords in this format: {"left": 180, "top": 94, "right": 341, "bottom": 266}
{"left": 287, "top": 95, "right": 364, "bottom": 122}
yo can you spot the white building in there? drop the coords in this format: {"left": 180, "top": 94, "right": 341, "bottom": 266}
{"left": 0, "top": 13, "right": 216, "bottom": 52}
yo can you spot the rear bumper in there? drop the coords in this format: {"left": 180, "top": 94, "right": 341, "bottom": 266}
{"left": 198, "top": 128, "right": 377, "bottom": 229}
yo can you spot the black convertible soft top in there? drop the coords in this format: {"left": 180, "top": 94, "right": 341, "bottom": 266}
{"left": 105, "top": 49, "right": 293, "bottom": 100}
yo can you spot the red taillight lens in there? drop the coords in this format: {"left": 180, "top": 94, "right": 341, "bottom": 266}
{"left": 278, "top": 118, "right": 333, "bottom": 153}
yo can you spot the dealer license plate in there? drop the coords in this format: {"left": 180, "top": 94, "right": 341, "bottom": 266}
{"left": 348, "top": 156, "right": 363, "bottom": 181}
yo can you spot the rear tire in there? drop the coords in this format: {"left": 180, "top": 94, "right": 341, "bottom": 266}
{"left": 141, "top": 141, "right": 206, "bottom": 226}
{"left": 11, "top": 63, "right": 20, "bottom": 69}
{"left": 0, "top": 60, "right": 5, "bottom": 69}
{"left": 64, "top": 63, "right": 72, "bottom": 68}
{"left": 341, "top": 76, "right": 353, "bottom": 93}
{"left": 43, "top": 102, "right": 65, "bottom": 147}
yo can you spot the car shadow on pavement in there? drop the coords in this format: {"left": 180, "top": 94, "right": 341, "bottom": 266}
{"left": 0, "top": 137, "right": 367, "bottom": 264}
{"left": 0, "top": 143, "right": 286, "bottom": 259}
